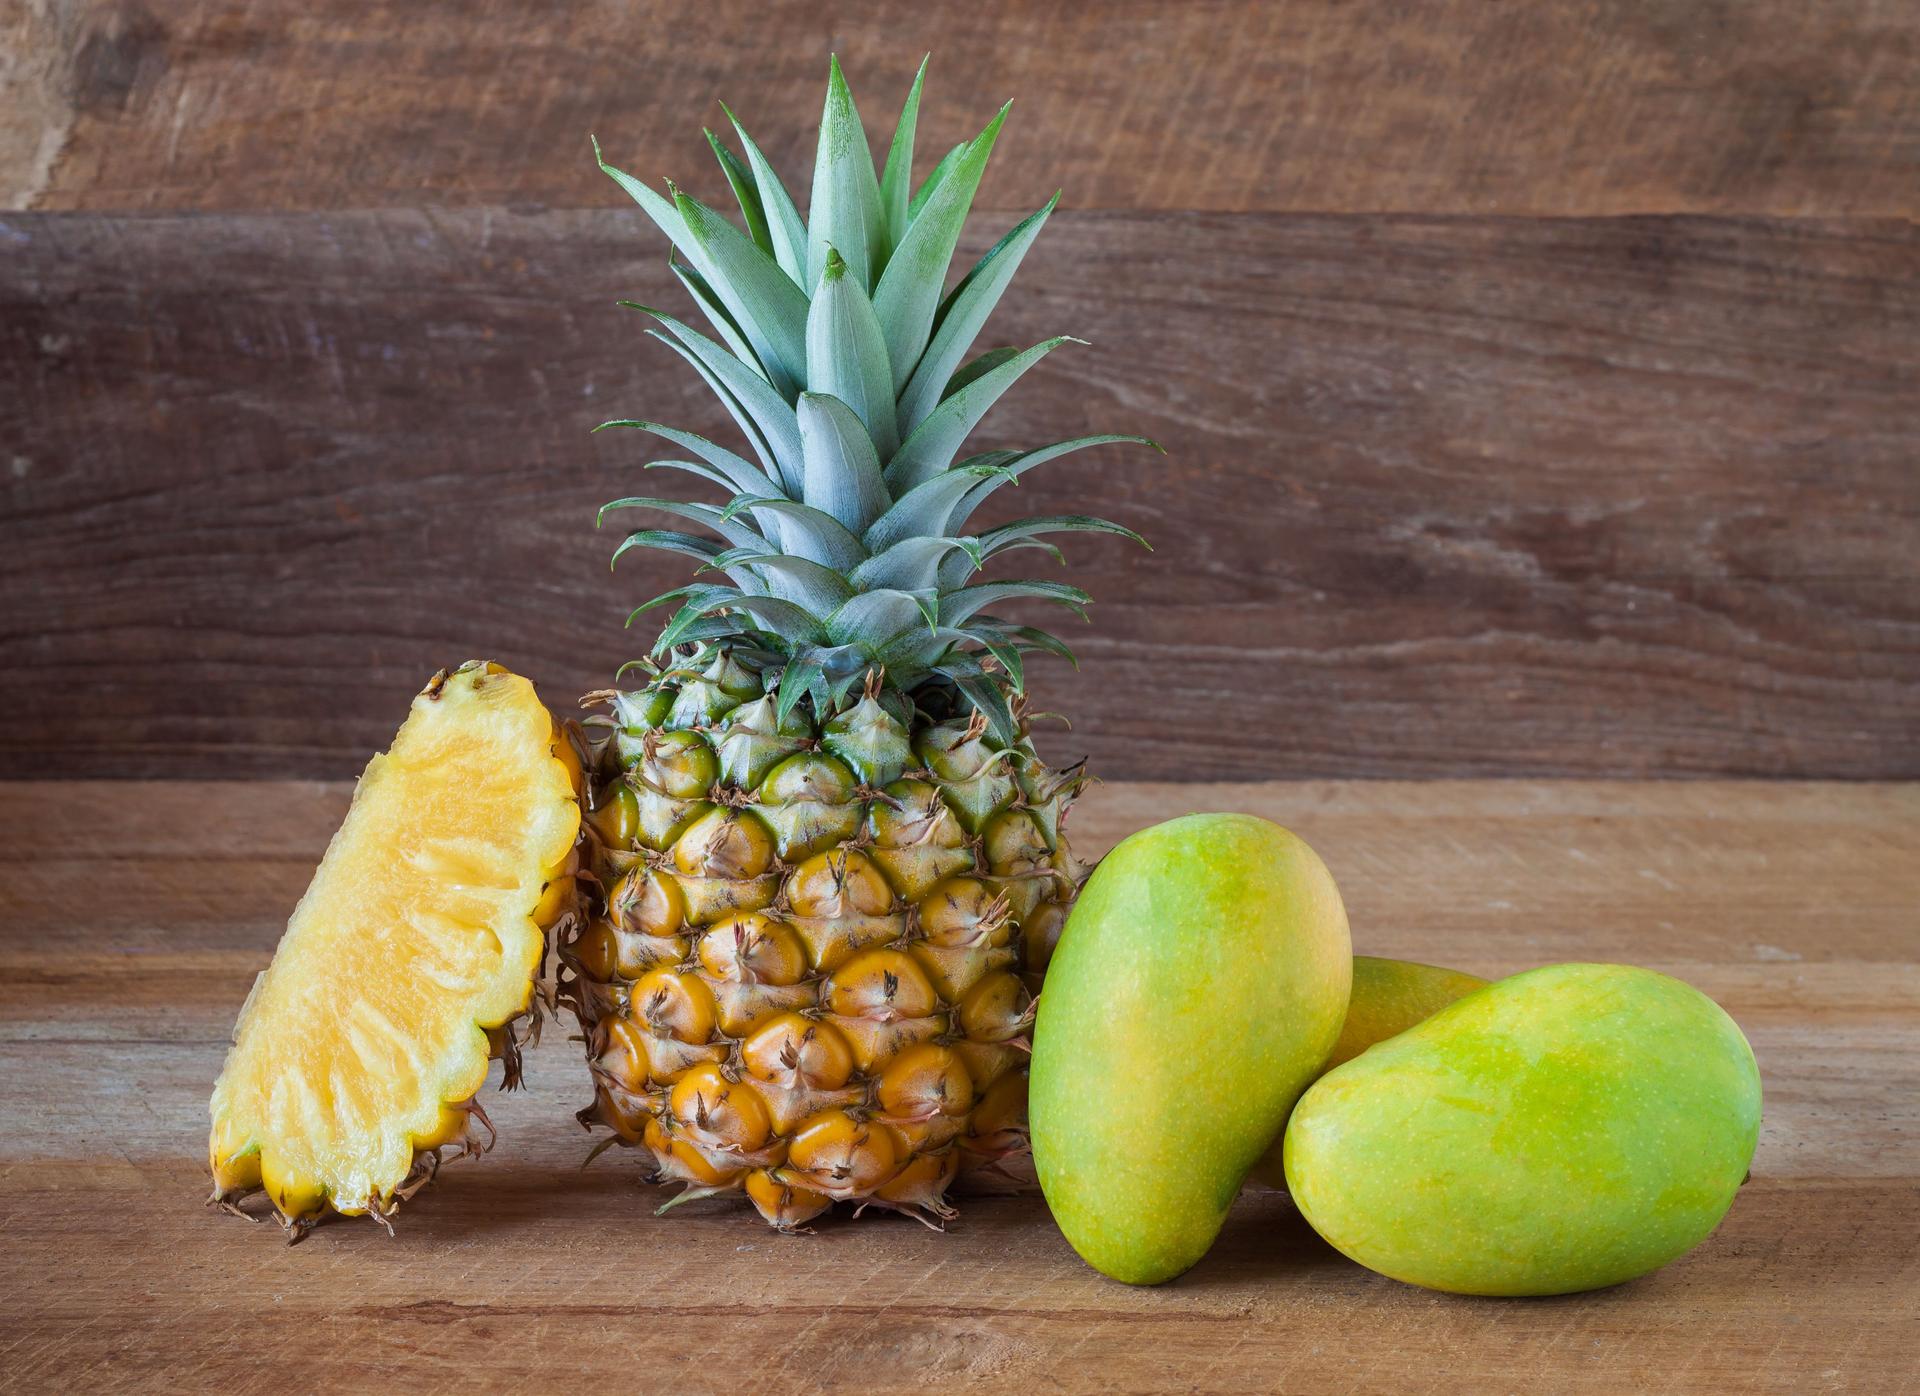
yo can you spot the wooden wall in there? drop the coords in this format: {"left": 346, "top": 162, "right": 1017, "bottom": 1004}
{"left": 4, "top": 0, "right": 1917, "bottom": 780}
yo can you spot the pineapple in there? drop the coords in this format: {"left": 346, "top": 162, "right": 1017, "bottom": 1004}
{"left": 209, "top": 662, "right": 583, "bottom": 1239}
{"left": 565, "top": 59, "right": 1151, "bottom": 1229}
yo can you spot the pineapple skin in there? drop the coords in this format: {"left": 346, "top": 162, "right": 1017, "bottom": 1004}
{"left": 558, "top": 654, "right": 1085, "bottom": 1229}
{"left": 208, "top": 662, "right": 585, "bottom": 1240}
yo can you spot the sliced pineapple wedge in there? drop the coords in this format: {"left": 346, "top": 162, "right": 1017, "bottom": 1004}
{"left": 209, "top": 662, "right": 582, "bottom": 1236}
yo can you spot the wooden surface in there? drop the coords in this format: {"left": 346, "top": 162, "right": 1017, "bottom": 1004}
{"left": 5, "top": 2, "right": 1919, "bottom": 782}
{"left": 7, "top": 1, "right": 1920, "bottom": 216}
{"left": 4, "top": 210, "right": 1916, "bottom": 781}
{"left": 1, "top": 779, "right": 1915, "bottom": 1393}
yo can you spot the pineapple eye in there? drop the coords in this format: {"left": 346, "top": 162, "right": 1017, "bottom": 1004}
{"left": 740, "top": 1014, "right": 856, "bottom": 1090}
{"left": 628, "top": 968, "right": 718, "bottom": 1044}
{"left": 917, "top": 877, "right": 1012, "bottom": 948}
{"left": 744, "top": 1167, "right": 833, "bottom": 1231}
{"left": 697, "top": 913, "right": 809, "bottom": 985}
{"left": 587, "top": 782, "right": 640, "bottom": 847}
{"left": 786, "top": 1110, "right": 901, "bottom": 1196}
{"left": 957, "top": 971, "right": 1034, "bottom": 1044}
{"left": 669, "top": 1064, "right": 772, "bottom": 1152}
{"left": 825, "top": 949, "right": 938, "bottom": 1021}
{"left": 672, "top": 807, "right": 776, "bottom": 881}
{"left": 875, "top": 1043, "right": 975, "bottom": 1124}
{"left": 784, "top": 849, "right": 896, "bottom": 919}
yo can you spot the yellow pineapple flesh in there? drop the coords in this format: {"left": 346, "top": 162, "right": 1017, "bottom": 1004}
{"left": 208, "top": 662, "right": 582, "bottom": 1238}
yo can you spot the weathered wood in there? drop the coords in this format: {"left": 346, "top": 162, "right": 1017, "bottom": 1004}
{"left": 4, "top": 210, "right": 1916, "bottom": 780}
{"left": 7, "top": 0, "right": 1920, "bottom": 216}
{"left": 0, "top": 779, "right": 1914, "bottom": 1393}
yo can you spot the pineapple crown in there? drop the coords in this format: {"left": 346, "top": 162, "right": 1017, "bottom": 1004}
{"left": 593, "top": 56, "right": 1155, "bottom": 742}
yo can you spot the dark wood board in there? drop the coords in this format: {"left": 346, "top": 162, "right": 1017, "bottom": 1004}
{"left": 4, "top": 209, "right": 1916, "bottom": 781}
{"left": 6, "top": 0, "right": 1920, "bottom": 216}
{"left": 1, "top": 779, "right": 1915, "bottom": 1393}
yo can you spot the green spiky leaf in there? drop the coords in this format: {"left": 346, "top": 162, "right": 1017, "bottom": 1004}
{"left": 806, "top": 251, "right": 899, "bottom": 455}
{"left": 872, "top": 103, "right": 1008, "bottom": 390}
{"left": 705, "top": 127, "right": 773, "bottom": 256}
{"left": 808, "top": 56, "right": 886, "bottom": 290}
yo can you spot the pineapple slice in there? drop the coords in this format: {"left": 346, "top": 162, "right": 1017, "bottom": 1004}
{"left": 209, "top": 662, "right": 582, "bottom": 1236}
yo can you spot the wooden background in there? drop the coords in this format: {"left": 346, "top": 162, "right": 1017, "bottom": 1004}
{"left": 4, "top": 0, "right": 1917, "bottom": 781}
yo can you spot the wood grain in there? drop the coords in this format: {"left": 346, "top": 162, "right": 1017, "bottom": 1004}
{"left": 4, "top": 210, "right": 1916, "bottom": 780}
{"left": 6, "top": 0, "right": 1920, "bottom": 217}
{"left": 0, "top": 779, "right": 1914, "bottom": 1393}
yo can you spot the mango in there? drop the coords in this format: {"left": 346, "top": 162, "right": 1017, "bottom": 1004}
{"left": 1251, "top": 955, "right": 1487, "bottom": 1188}
{"left": 1031, "top": 813, "right": 1351, "bottom": 1284}
{"left": 1284, "top": 962, "right": 1762, "bottom": 1296}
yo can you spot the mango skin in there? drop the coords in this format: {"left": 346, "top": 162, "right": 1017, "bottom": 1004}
{"left": 1330, "top": 956, "right": 1490, "bottom": 1071}
{"left": 1032, "top": 813, "right": 1351, "bottom": 1284}
{"left": 1251, "top": 955, "right": 1487, "bottom": 1188}
{"left": 1284, "top": 963, "right": 1762, "bottom": 1297}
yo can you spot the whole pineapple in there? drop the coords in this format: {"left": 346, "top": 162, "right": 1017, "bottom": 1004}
{"left": 563, "top": 58, "right": 1150, "bottom": 1229}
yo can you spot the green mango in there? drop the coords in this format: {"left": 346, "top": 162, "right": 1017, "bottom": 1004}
{"left": 1032, "top": 813, "right": 1351, "bottom": 1284}
{"left": 1284, "top": 963, "right": 1762, "bottom": 1296}
{"left": 1251, "top": 955, "right": 1487, "bottom": 1188}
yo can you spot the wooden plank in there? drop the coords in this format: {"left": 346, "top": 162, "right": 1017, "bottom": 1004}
{"left": 0, "top": 779, "right": 1913, "bottom": 1393}
{"left": 5, "top": 210, "right": 1916, "bottom": 781}
{"left": 6, "top": 781, "right": 1917, "bottom": 967}
{"left": 7, "top": 0, "right": 1920, "bottom": 216}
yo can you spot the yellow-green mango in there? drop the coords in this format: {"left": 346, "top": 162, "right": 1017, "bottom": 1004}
{"left": 1285, "top": 963, "right": 1762, "bottom": 1296}
{"left": 1251, "top": 955, "right": 1487, "bottom": 1188}
{"left": 1329, "top": 956, "right": 1490, "bottom": 1070}
{"left": 1032, "top": 813, "right": 1351, "bottom": 1284}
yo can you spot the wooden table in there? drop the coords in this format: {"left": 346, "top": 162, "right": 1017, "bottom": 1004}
{"left": 2, "top": 780, "right": 1914, "bottom": 1393}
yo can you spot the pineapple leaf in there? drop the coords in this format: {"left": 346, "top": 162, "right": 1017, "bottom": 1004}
{"left": 978, "top": 514, "right": 1149, "bottom": 557}
{"left": 909, "top": 141, "right": 968, "bottom": 222}
{"left": 827, "top": 588, "right": 939, "bottom": 650}
{"left": 941, "top": 579, "right": 1091, "bottom": 626}
{"left": 984, "top": 620, "right": 1081, "bottom": 668}
{"left": 775, "top": 654, "right": 825, "bottom": 725}
{"left": 942, "top": 346, "right": 1021, "bottom": 399}
{"left": 947, "top": 434, "right": 1161, "bottom": 532}
{"left": 966, "top": 624, "right": 1027, "bottom": 694}
{"left": 704, "top": 127, "right": 774, "bottom": 257}
{"left": 878, "top": 57, "right": 929, "bottom": 261}
{"left": 672, "top": 186, "right": 809, "bottom": 395}
{"left": 721, "top": 103, "right": 809, "bottom": 286}
{"left": 884, "top": 337, "right": 1078, "bottom": 492}
{"left": 640, "top": 457, "right": 759, "bottom": 495}
{"left": 669, "top": 256, "right": 769, "bottom": 383}
{"left": 594, "top": 419, "right": 772, "bottom": 496}
{"left": 608, "top": 529, "right": 726, "bottom": 567}
{"left": 806, "top": 252, "right": 899, "bottom": 456}
{"left": 862, "top": 458, "right": 1015, "bottom": 552}
{"left": 933, "top": 654, "right": 1017, "bottom": 744}
{"left": 700, "top": 549, "right": 854, "bottom": 614}
{"left": 654, "top": 614, "right": 765, "bottom": 649}
{"left": 797, "top": 392, "right": 890, "bottom": 534}
{"left": 850, "top": 535, "right": 981, "bottom": 592}
{"left": 594, "top": 138, "right": 701, "bottom": 267}
{"left": 808, "top": 55, "right": 886, "bottom": 292}
{"left": 597, "top": 496, "right": 766, "bottom": 551}
{"left": 980, "top": 538, "right": 1065, "bottom": 570}
{"left": 635, "top": 312, "right": 804, "bottom": 495}
{"left": 643, "top": 331, "right": 787, "bottom": 491}
{"left": 717, "top": 497, "right": 866, "bottom": 571}
{"left": 897, "top": 196, "right": 1058, "bottom": 435}
{"left": 872, "top": 102, "right": 1008, "bottom": 391}
{"left": 652, "top": 586, "right": 823, "bottom": 651}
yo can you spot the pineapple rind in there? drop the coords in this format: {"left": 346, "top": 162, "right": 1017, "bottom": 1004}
{"left": 209, "top": 664, "right": 580, "bottom": 1222}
